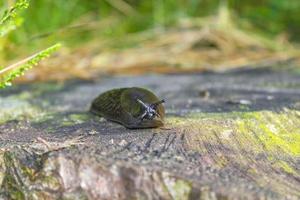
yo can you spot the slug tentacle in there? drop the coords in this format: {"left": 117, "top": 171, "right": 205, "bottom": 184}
{"left": 150, "top": 99, "right": 165, "bottom": 109}
{"left": 90, "top": 87, "right": 165, "bottom": 129}
{"left": 136, "top": 98, "right": 165, "bottom": 121}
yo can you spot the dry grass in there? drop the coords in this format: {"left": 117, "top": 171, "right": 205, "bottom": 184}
{"left": 13, "top": 4, "right": 300, "bottom": 83}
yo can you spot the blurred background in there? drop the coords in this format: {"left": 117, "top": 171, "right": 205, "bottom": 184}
{"left": 1, "top": 0, "right": 300, "bottom": 83}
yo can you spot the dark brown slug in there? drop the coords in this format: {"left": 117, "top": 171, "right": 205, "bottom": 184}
{"left": 90, "top": 87, "right": 165, "bottom": 129}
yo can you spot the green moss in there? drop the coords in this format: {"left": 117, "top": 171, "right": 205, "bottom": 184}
{"left": 3, "top": 174, "right": 25, "bottom": 199}
{"left": 68, "top": 113, "right": 91, "bottom": 123}
{"left": 163, "top": 174, "right": 193, "bottom": 200}
{"left": 172, "top": 110, "right": 300, "bottom": 156}
{"left": 0, "top": 151, "right": 5, "bottom": 186}
{"left": 238, "top": 104, "right": 250, "bottom": 111}
{"left": 0, "top": 81, "right": 67, "bottom": 124}
{"left": 0, "top": 91, "right": 49, "bottom": 124}
{"left": 167, "top": 109, "right": 300, "bottom": 178}
{"left": 2, "top": 152, "right": 25, "bottom": 200}
{"left": 32, "top": 112, "right": 92, "bottom": 131}
{"left": 243, "top": 111, "right": 300, "bottom": 156}
{"left": 291, "top": 67, "right": 300, "bottom": 75}
{"left": 54, "top": 113, "right": 91, "bottom": 127}
{"left": 30, "top": 82, "right": 64, "bottom": 96}
{"left": 269, "top": 157, "right": 297, "bottom": 174}
{"left": 1, "top": 150, "right": 63, "bottom": 198}
{"left": 258, "top": 81, "right": 300, "bottom": 89}
{"left": 187, "top": 111, "right": 242, "bottom": 120}
{"left": 171, "top": 180, "right": 193, "bottom": 200}
{"left": 165, "top": 117, "right": 188, "bottom": 126}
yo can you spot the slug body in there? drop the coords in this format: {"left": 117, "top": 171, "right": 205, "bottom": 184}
{"left": 90, "top": 87, "right": 165, "bottom": 129}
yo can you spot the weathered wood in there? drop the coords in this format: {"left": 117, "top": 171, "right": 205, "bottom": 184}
{"left": 0, "top": 66, "right": 300, "bottom": 199}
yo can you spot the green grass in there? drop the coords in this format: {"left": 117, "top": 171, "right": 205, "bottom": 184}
{"left": 2, "top": 0, "right": 300, "bottom": 63}
{"left": 0, "top": 0, "right": 61, "bottom": 88}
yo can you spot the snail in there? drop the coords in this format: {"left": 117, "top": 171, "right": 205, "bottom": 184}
{"left": 90, "top": 87, "right": 165, "bottom": 129}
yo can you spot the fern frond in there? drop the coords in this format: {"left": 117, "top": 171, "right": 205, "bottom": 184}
{"left": 0, "top": 43, "right": 61, "bottom": 88}
{"left": 0, "top": 0, "right": 29, "bottom": 36}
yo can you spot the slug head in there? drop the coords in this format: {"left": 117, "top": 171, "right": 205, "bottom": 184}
{"left": 137, "top": 99, "right": 165, "bottom": 120}
{"left": 120, "top": 87, "right": 165, "bottom": 128}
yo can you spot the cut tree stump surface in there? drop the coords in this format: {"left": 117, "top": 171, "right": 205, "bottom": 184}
{"left": 0, "top": 66, "right": 300, "bottom": 199}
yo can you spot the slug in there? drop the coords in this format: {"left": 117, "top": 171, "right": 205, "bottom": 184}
{"left": 90, "top": 87, "right": 165, "bottom": 129}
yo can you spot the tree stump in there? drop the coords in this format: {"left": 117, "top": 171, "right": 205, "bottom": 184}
{"left": 0, "top": 66, "right": 300, "bottom": 199}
